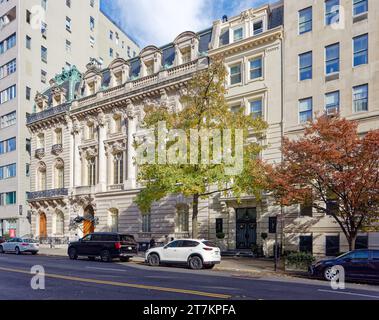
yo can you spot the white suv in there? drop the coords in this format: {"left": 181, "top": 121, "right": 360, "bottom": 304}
{"left": 145, "top": 239, "right": 221, "bottom": 270}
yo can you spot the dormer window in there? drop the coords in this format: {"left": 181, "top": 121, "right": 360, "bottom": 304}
{"left": 114, "top": 72, "right": 122, "bottom": 86}
{"left": 181, "top": 48, "right": 191, "bottom": 64}
{"left": 146, "top": 61, "right": 154, "bottom": 76}
{"left": 88, "top": 82, "right": 95, "bottom": 95}
{"left": 253, "top": 21, "right": 263, "bottom": 35}
{"left": 219, "top": 28, "right": 230, "bottom": 46}
{"left": 233, "top": 27, "right": 243, "bottom": 42}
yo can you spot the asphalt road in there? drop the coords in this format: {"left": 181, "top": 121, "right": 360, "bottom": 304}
{"left": 0, "top": 253, "right": 379, "bottom": 300}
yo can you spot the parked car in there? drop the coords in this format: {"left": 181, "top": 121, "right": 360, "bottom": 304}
{"left": 0, "top": 238, "right": 39, "bottom": 255}
{"left": 145, "top": 239, "right": 221, "bottom": 270}
{"left": 67, "top": 232, "right": 138, "bottom": 262}
{"left": 309, "top": 249, "right": 379, "bottom": 282}
{"left": 0, "top": 237, "right": 5, "bottom": 244}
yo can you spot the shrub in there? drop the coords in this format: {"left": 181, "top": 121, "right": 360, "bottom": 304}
{"left": 286, "top": 252, "right": 315, "bottom": 268}
{"left": 216, "top": 232, "right": 225, "bottom": 239}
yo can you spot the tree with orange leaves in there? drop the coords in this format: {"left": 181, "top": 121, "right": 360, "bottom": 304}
{"left": 268, "top": 115, "right": 379, "bottom": 251}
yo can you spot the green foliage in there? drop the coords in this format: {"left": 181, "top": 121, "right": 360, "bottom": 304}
{"left": 216, "top": 232, "right": 226, "bottom": 239}
{"left": 286, "top": 252, "right": 315, "bottom": 268}
{"left": 135, "top": 59, "right": 269, "bottom": 236}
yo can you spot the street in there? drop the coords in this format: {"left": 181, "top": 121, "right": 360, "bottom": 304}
{"left": 0, "top": 254, "right": 379, "bottom": 300}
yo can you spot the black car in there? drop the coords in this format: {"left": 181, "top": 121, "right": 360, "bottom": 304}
{"left": 68, "top": 232, "right": 138, "bottom": 262}
{"left": 309, "top": 249, "right": 379, "bottom": 283}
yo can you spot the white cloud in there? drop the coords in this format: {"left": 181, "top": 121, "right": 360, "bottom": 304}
{"left": 113, "top": 0, "right": 213, "bottom": 48}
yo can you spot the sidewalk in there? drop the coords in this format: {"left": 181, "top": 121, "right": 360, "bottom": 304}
{"left": 38, "top": 246, "right": 284, "bottom": 276}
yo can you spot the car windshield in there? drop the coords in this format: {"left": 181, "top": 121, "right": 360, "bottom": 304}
{"left": 202, "top": 241, "right": 217, "bottom": 248}
{"left": 22, "top": 239, "right": 38, "bottom": 243}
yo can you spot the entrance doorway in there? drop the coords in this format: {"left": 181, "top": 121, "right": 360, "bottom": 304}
{"left": 39, "top": 213, "right": 47, "bottom": 238}
{"left": 83, "top": 205, "right": 95, "bottom": 236}
{"left": 236, "top": 208, "right": 257, "bottom": 249}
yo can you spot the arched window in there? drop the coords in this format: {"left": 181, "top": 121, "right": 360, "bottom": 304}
{"left": 176, "top": 205, "right": 189, "bottom": 232}
{"left": 108, "top": 208, "right": 119, "bottom": 233}
{"left": 55, "top": 211, "right": 64, "bottom": 235}
{"left": 87, "top": 157, "right": 96, "bottom": 186}
{"left": 54, "top": 159, "right": 64, "bottom": 189}
{"left": 113, "top": 152, "right": 123, "bottom": 184}
{"left": 37, "top": 162, "right": 46, "bottom": 191}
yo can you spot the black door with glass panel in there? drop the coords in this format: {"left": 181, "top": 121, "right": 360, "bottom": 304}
{"left": 236, "top": 208, "right": 257, "bottom": 249}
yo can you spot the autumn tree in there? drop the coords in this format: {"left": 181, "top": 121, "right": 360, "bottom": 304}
{"left": 135, "top": 59, "right": 268, "bottom": 238}
{"left": 268, "top": 115, "right": 379, "bottom": 250}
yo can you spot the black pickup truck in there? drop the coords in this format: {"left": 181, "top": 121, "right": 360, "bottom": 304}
{"left": 68, "top": 232, "right": 138, "bottom": 262}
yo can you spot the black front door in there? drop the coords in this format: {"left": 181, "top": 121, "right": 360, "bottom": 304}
{"left": 236, "top": 208, "right": 257, "bottom": 249}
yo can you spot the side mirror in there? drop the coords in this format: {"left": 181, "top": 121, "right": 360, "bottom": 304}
{"left": 163, "top": 246, "right": 168, "bottom": 249}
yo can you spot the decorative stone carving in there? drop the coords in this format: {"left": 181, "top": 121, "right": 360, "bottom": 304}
{"left": 55, "top": 158, "right": 64, "bottom": 169}
{"left": 35, "top": 149, "right": 46, "bottom": 160}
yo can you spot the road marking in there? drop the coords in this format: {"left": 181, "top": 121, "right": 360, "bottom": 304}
{"left": 0, "top": 266, "right": 231, "bottom": 299}
{"left": 86, "top": 266, "right": 128, "bottom": 272}
{"left": 318, "top": 289, "right": 379, "bottom": 299}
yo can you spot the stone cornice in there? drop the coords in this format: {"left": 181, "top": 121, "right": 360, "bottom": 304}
{"left": 208, "top": 27, "right": 283, "bottom": 58}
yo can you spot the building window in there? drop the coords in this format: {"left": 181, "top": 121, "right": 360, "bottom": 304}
{"left": 299, "top": 7, "right": 312, "bottom": 34}
{"left": 65, "top": 40, "right": 71, "bottom": 52}
{"left": 87, "top": 123, "right": 95, "bottom": 139}
{"left": 233, "top": 27, "right": 243, "bottom": 42}
{"left": 0, "top": 163, "right": 16, "bottom": 180}
{"left": 55, "top": 128, "right": 63, "bottom": 145}
{"left": 114, "top": 115, "right": 122, "bottom": 133}
{"left": 299, "top": 98, "right": 313, "bottom": 124}
{"left": 353, "top": 84, "right": 368, "bottom": 112}
{"left": 41, "top": 70, "right": 47, "bottom": 83}
{"left": 41, "top": 0, "right": 47, "bottom": 10}
{"left": 250, "top": 99, "right": 263, "bottom": 119}
{"left": 0, "top": 112, "right": 16, "bottom": 129}
{"left": 142, "top": 213, "right": 151, "bottom": 233}
{"left": 113, "top": 153, "right": 123, "bottom": 185}
{"left": 229, "top": 64, "right": 241, "bottom": 85}
{"left": 0, "top": 33, "right": 16, "bottom": 54}
{"left": 88, "top": 158, "right": 96, "bottom": 186}
{"left": 299, "top": 235, "right": 313, "bottom": 254}
{"left": 26, "top": 35, "right": 31, "bottom": 49}
{"left": 0, "top": 59, "right": 16, "bottom": 79}
{"left": 299, "top": 51, "right": 312, "bottom": 81}
{"left": 0, "top": 85, "right": 16, "bottom": 104}
{"left": 65, "top": 16, "right": 71, "bottom": 32}
{"left": 41, "top": 46, "right": 47, "bottom": 62}
{"left": 37, "top": 133, "right": 45, "bottom": 149}
{"left": 177, "top": 205, "right": 189, "bottom": 233}
{"left": 109, "top": 48, "right": 113, "bottom": 58}
{"left": 325, "top": 91, "right": 340, "bottom": 114}
{"left": 90, "top": 16, "right": 95, "bottom": 30}
{"left": 41, "top": 21, "right": 47, "bottom": 38}
{"left": 55, "top": 163, "right": 64, "bottom": 189}
{"left": 37, "top": 164, "right": 47, "bottom": 191}
{"left": 26, "top": 86, "right": 31, "bottom": 100}
{"left": 90, "top": 36, "right": 95, "bottom": 47}
{"left": 249, "top": 57, "right": 263, "bottom": 80}
{"left": 356, "top": 235, "right": 368, "bottom": 249}
{"left": 353, "top": 34, "right": 368, "bottom": 67}
{"left": 5, "top": 192, "right": 16, "bottom": 205}
{"left": 325, "top": 43, "right": 340, "bottom": 75}
{"left": 253, "top": 20, "right": 263, "bottom": 35}
{"left": 325, "top": 235, "right": 340, "bottom": 256}
{"left": 26, "top": 10, "right": 31, "bottom": 24}
{"left": 55, "top": 212, "right": 64, "bottom": 235}
{"left": 109, "top": 30, "right": 113, "bottom": 40}
{"left": 353, "top": 0, "right": 368, "bottom": 16}
{"left": 66, "top": 0, "right": 71, "bottom": 8}
{"left": 90, "top": 0, "right": 95, "bottom": 7}
{"left": 216, "top": 218, "right": 223, "bottom": 234}
{"left": 109, "top": 209, "right": 119, "bottom": 233}
{"left": 300, "top": 203, "right": 313, "bottom": 217}
{"left": 325, "top": 0, "right": 340, "bottom": 25}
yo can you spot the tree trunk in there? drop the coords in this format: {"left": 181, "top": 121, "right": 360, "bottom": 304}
{"left": 192, "top": 194, "right": 199, "bottom": 239}
{"left": 348, "top": 234, "right": 357, "bottom": 251}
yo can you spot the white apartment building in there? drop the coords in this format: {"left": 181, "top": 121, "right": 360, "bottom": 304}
{"left": 0, "top": 0, "right": 139, "bottom": 238}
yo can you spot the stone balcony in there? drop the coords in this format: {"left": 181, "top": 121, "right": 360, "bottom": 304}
{"left": 27, "top": 188, "right": 68, "bottom": 201}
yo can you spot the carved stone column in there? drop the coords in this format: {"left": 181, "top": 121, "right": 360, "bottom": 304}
{"left": 97, "top": 110, "right": 107, "bottom": 192}
{"left": 125, "top": 103, "right": 138, "bottom": 189}
{"left": 72, "top": 119, "right": 81, "bottom": 188}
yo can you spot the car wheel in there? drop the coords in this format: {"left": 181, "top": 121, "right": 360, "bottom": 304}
{"left": 120, "top": 257, "right": 130, "bottom": 262}
{"left": 204, "top": 264, "right": 215, "bottom": 270}
{"left": 0, "top": 246, "right": 4, "bottom": 254}
{"left": 100, "top": 250, "right": 112, "bottom": 263}
{"left": 323, "top": 266, "right": 339, "bottom": 281}
{"left": 188, "top": 256, "right": 203, "bottom": 270}
{"left": 148, "top": 253, "right": 160, "bottom": 267}
{"left": 68, "top": 248, "right": 78, "bottom": 260}
{"left": 15, "top": 247, "right": 21, "bottom": 255}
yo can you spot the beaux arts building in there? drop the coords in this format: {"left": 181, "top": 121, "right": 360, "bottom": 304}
{"left": 26, "top": 4, "right": 285, "bottom": 253}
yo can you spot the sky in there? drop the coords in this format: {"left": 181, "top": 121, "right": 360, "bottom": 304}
{"left": 100, "top": 0, "right": 273, "bottom": 48}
